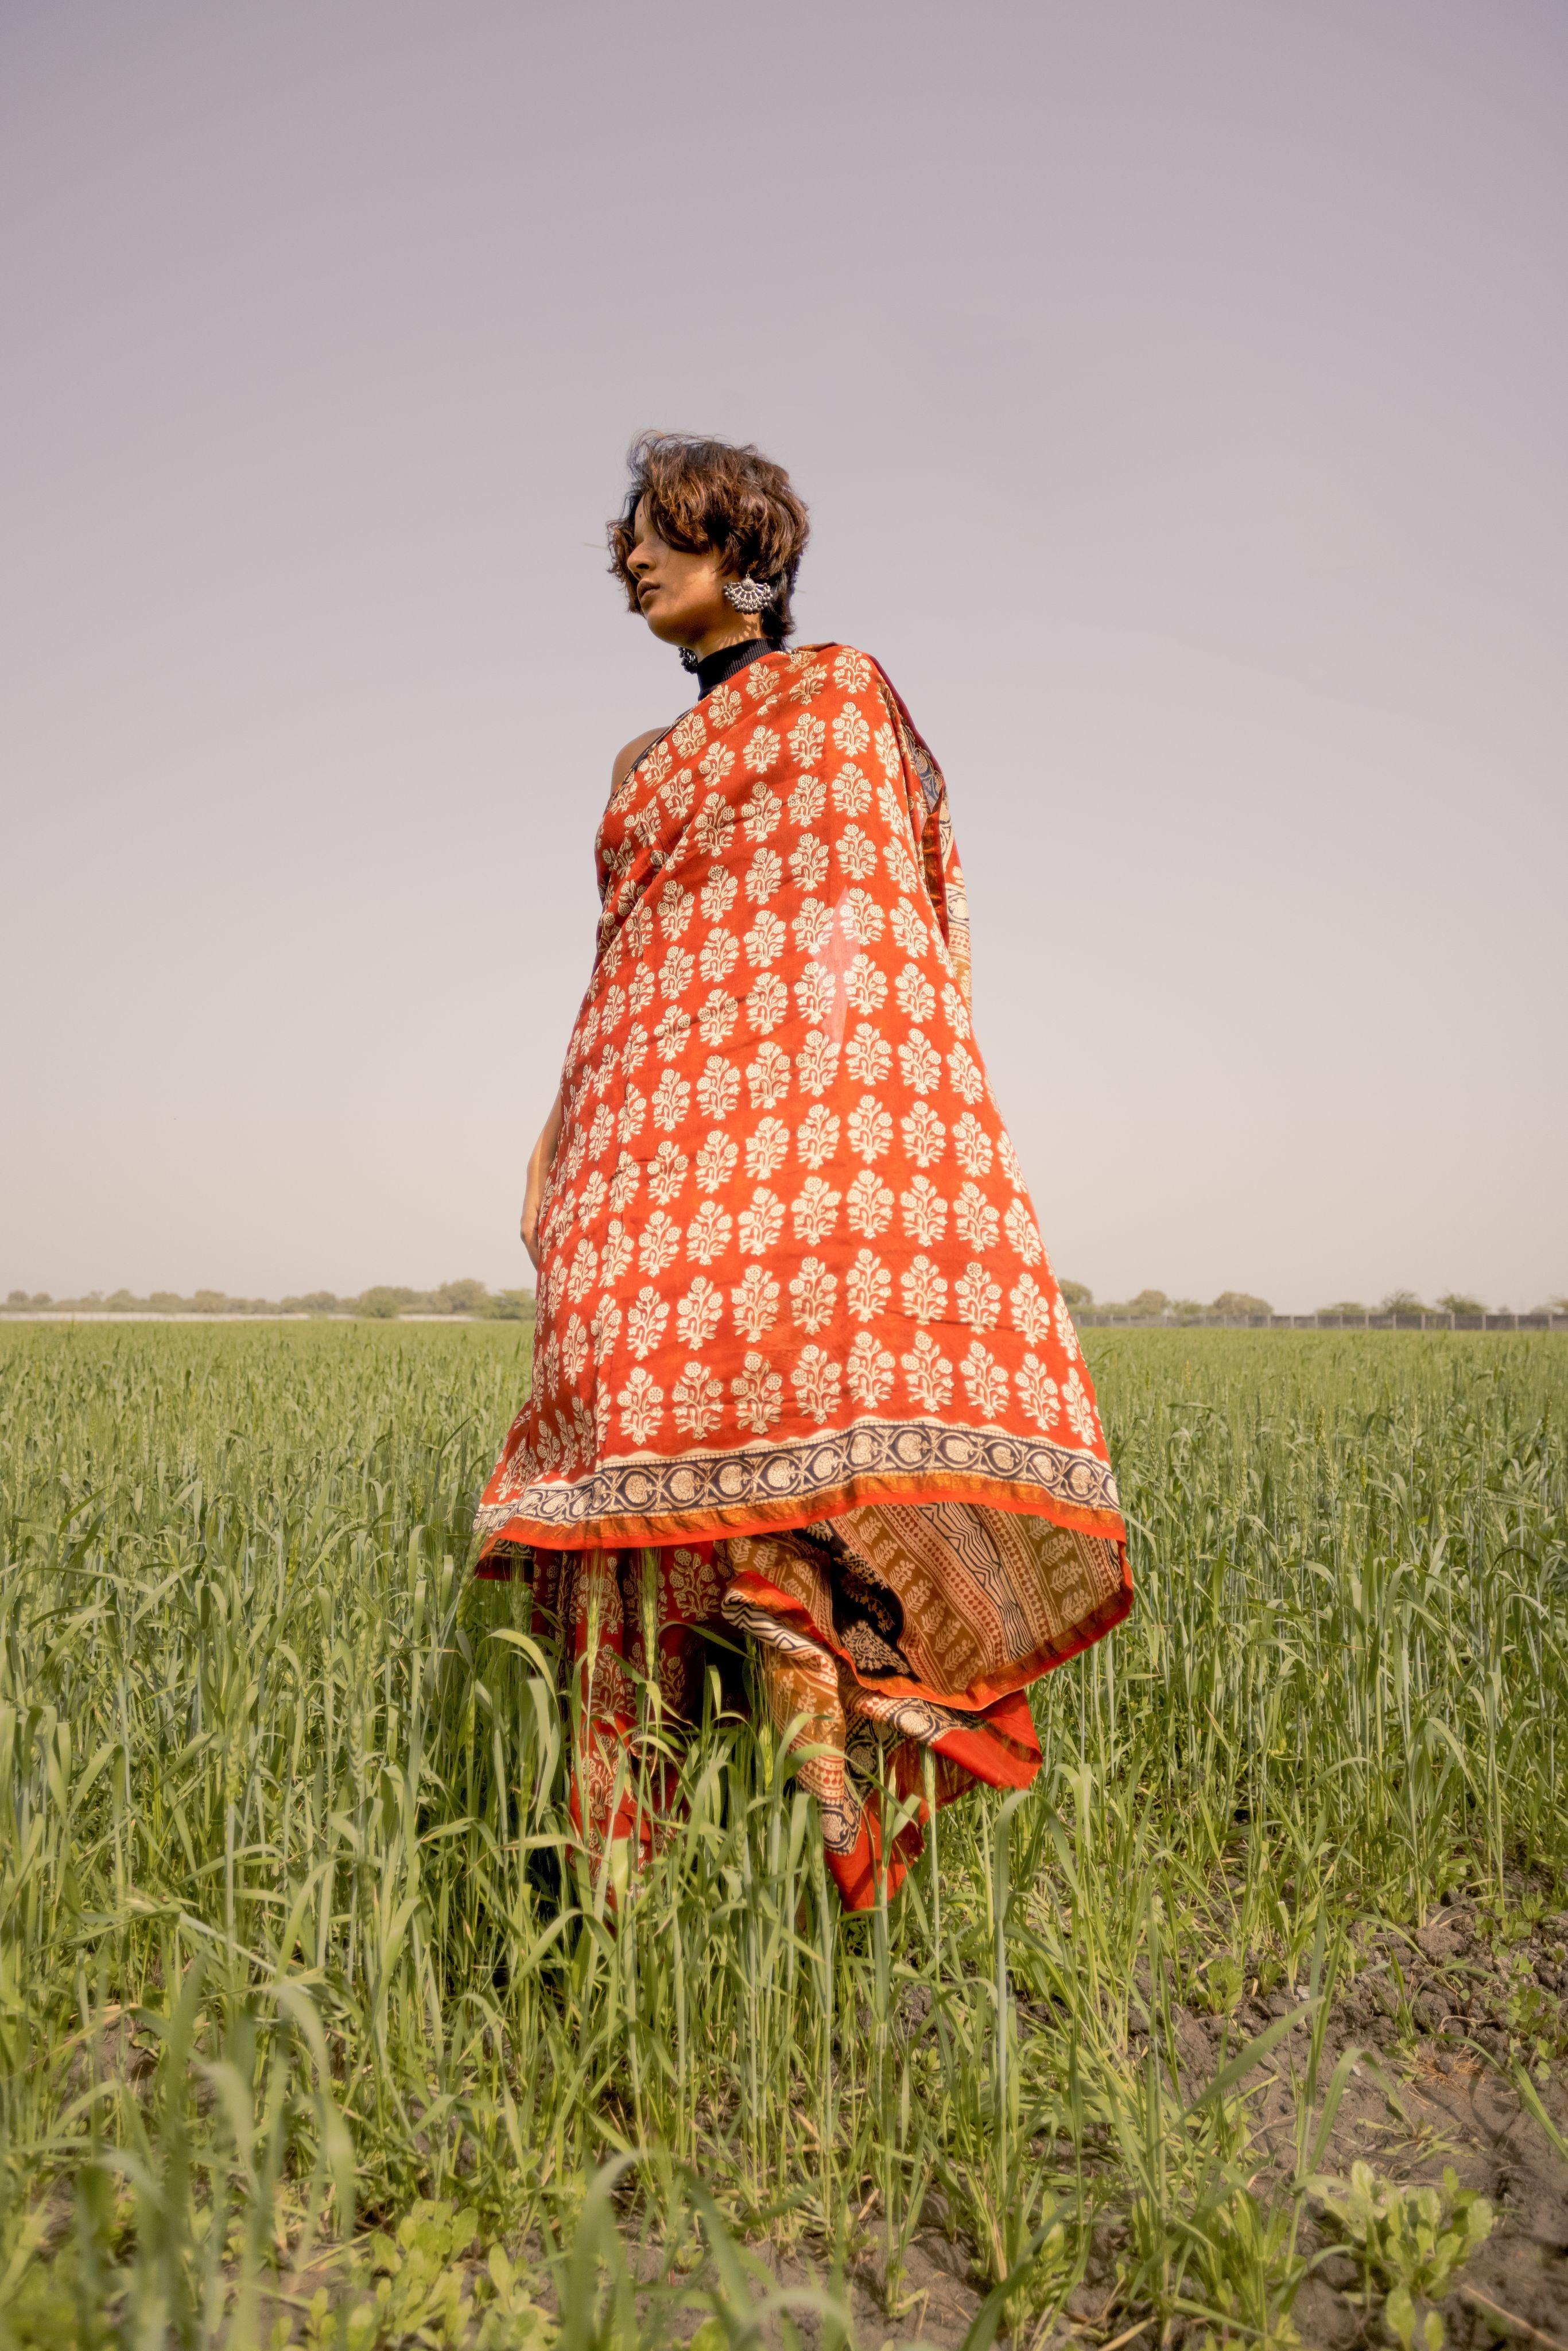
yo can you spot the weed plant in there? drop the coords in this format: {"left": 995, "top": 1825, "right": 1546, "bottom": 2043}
{"left": 0, "top": 1326, "right": 1562, "bottom": 2344}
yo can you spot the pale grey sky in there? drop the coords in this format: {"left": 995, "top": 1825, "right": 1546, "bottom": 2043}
{"left": 3, "top": 1, "right": 1564, "bottom": 1310}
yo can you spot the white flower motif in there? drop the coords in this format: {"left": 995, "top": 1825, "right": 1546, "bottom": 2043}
{"left": 627, "top": 1285, "right": 670, "bottom": 1360}
{"left": 590, "top": 1045, "right": 619, "bottom": 1099}
{"left": 624, "top": 909, "right": 654, "bottom": 961}
{"left": 671, "top": 709, "right": 707, "bottom": 758}
{"left": 738, "top": 1186, "right": 785, "bottom": 1255}
{"left": 795, "top": 1030, "right": 840, "bottom": 1096}
{"left": 658, "top": 882, "right": 695, "bottom": 938}
{"left": 845, "top": 1022, "right": 892, "bottom": 1086}
{"left": 840, "top": 887, "right": 884, "bottom": 946}
{"left": 942, "top": 982, "right": 971, "bottom": 1039}
{"left": 617, "top": 1365, "right": 664, "bottom": 1446}
{"left": 652, "top": 1070, "right": 691, "bottom": 1132}
{"left": 888, "top": 898, "right": 927, "bottom": 959}
{"left": 746, "top": 1039, "right": 790, "bottom": 1107}
{"left": 1009, "top": 1274, "right": 1051, "bottom": 1345}
{"left": 795, "top": 1104, "right": 840, "bottom": 1169}
{"left": 608, "top": 1154, "right": 641, "bottom": 1213}
{"left": 899, "top": 1029, "right": 942, "bottom": 1094}
{"left": 789, "top": 1256, "right": 839, "bottom": 1334}
{"left": 627, "top": 964, "right": 656, "bottom": 1014}
{"left": 957, "top": 1262, "right": 1002, "bottom": 1332}
{"left": 744, "top": 909, "right": 786, "bottom": 965}
{"left": 1062, "top": 1366, "right": 1097, "bottom": 1446}
{"left": 845, "top": 1248, "right": 892, "bottom": 1321}
{"left": 833, "top": 649, "right": 873, "bottom": 693}
{"left": 996, "top": 1131, "right": 1024, "bottom": 1188}
{"left": 948, "top": 1043, "right": 985, "bottom": 1104}
{"left": 579, "top": 1170, "right": 608, "bottom": 1223}
{"left": 622, "top": 1024, "right": 649, "bottom": 1074}
{"left": 832, "top": 761, "right": 872, "bottom": 817}
{"left": 662, "top": 767, "right": 694, "bottom": 824}
{"left": 697, "top": 990, "right": 738, "bottom": 1046}
{"left": 707, "top": 684, "right": 741, "bottom": 731}
{"left": 873, "top": 721, "right": 902, "bottom": 778}
{"left": 1053, "top": 1295, "right": 1081, "bottom": 1360}
{"left": 685, "top": 1201, "right": 733, "bottom": 1265}
{"left": 731, "top": 1266, "right": 779, "bottom": 1340}
{"left": 1004, "top": 1200, "right": 1045, "bottom": 1264}
{"left": 847, "top": 1331, "right": 895, "bottom": 1407}
{"left": 699, "top": 928, "right": 740, "bottom": 983}
{"left": 743, "top": 724, "right": 781, "bottom": 775}
{"left": 646, "top": 1140, "right": 689, "bottom": 1204}
{"left": 845, "top": 955, "right": 888, "bottom": 1015}
{"left": 694, "top": 1129, "right": 739, "bottom": 1193}
{"left": 744, "top": 783, "right": 782, "bottom": 841}
{"left": 744, "top": 660, "right": 775, "bottom": 700}
{"left": 652, "top": 1007, "right": 691, "bottom": 1063}
{"left": 791, "top": 1344, "right": 842, "bottom": 1425}
{"left": 566, "top": 1237, "right": 599, "bottom": 1303}
{"left": 618, "top": 1088, "right": 647, "bottom": 1146}
{"left": 600, "top": 983, "right": 627, "bottom": 1034}
{"left": 672, "top": 1359, "right": 724, "bottom": 1440}
{"left": 638, "top": 1211, "right": 681, "bottom": 1276}
{"left": 847, "top": 1095, "right": 892, "bottom": 1163}
{"left": 952, "top": 1113, "right": 993, "bottom": 1177}
{"left": 676, "top": 1277, "right": 723, "bottom": 1349}
{"left": 696, "top": 1060, "right": 740, "bottom": 1122}
{"left": 591, "top": 1295, "right": 622, "bottom": 1364}
{"left": 832, "top": 699, "right": 871, "bottom": 756}
{"left": 792, "top": 897, "right": 832, "bottom": 953}
{"left": 901, "top": 1255, "right": 948, "bottom": 1324}
{"left": 794, "top": 964, "right": 836, "bottom": 1025}
{"left": 560, "top": 1314, "right": 590, "bottom": 1386}
{"left": 746, "top": 1116, "right": 790, "bottom": 1180}
{"left": 954, "top": 1182, "right": 1000, "bottom": 1252}
{"left": 787, "top": 772, "right": 826, "bottom": 825}
{"left": 746, "top": 847, "right": 783, "bottom": 903}
{"left": 961, "top": 1340, "right": 1009, "bottom": 1421}
{"left": 698, "top": 739, "right": 735, "bottom": 787}
{"left": 895, "top": 964, "right": 937, "bottom": 1023}
{"left": 731, "top": 1351, "right": 783, "bottom": 1434}
{"left": 1015, "top": 1353, "right": 1060, "bottom": 1431}
{"left": 791, "top": 1176, "right": 841, "bottom": 1245}
{"left": 642, "top": 738, "right": 673, "bottom": 787}
{"left": 790, "top": 833, "right": 829, "bottom": 890}
{"left": 901, "top": 1102, "right": 946, "bottom": 1167}
{"left": 789, "top": 713, "right": 826, "bottom": 766}
{"left": 884, "top": 837, "right": 921, "bottom": 894}
{"left": 589, "top": 1104, "right": 616, "bottom": 1161}
{"left": 837, "top": 825, "right": 878, "bottom": 883}
{"left": 901, "top": 1331, "right": 953, "bottom": 1414}
{"left": 693, "top": 793, "right": 733, "bottom": 857}
{"left": 747, "top": 972, "right": 789, "bottom": 1033}
{"left": 901, "top": 1176, "right": 948, "bottom": 1246}
{"left": 700, "top": 866, "right": 738, "bottom": 920}
{"left": 847, "top": 1170, "right": 894, "bottom": 1237}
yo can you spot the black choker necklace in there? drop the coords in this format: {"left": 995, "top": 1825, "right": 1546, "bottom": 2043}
{"left": 686, "top": 638, "right": 774, "bottom": 696}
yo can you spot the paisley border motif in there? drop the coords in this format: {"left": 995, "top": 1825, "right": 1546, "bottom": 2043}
{"left": 473, "top": 1411, "right": 1121, "bottom": 1542}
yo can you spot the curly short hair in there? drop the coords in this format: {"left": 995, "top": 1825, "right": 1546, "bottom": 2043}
{"left": 608, "top": 433, "right": 809, "bottom": 643}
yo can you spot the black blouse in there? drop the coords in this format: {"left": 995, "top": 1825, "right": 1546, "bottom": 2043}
{"left": 693, "top": 637, "right": 777, "bottom": 698}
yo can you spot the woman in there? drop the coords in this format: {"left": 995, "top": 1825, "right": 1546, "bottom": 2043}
{"left": 476, "top": 433, "right": 1130, "bottom": 1908}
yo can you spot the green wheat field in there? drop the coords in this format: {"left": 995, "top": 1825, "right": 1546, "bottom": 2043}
{"left": 1, "top": 1324, "right": 1563, "bottom": 2348}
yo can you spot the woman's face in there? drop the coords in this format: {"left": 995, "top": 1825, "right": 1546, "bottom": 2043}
{"left": 624, "top": 498, "right": 753, "bottom": 651}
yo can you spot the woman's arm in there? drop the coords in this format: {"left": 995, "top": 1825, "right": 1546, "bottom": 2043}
{"left": 519, "top": 1088, "right": 564, "bottom": 1271}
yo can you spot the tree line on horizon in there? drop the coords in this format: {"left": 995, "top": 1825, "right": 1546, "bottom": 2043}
{"left": 6, "top": 1280, "right": 1563, "bottom": 1323}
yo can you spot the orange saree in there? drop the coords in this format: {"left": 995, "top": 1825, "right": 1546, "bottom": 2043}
{"left": 476, "top": 644, "right": 1130, "bottom": 1907}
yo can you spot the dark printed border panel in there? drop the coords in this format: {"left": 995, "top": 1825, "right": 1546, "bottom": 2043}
{"left": 473, "top": 1414, "right": 1122, "bottom": 1539}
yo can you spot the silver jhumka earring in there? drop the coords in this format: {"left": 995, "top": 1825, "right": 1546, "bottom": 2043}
{"left": 721, "top": 576, "right": 778, "bottom": 615}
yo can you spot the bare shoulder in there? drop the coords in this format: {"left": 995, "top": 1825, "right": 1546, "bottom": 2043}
{"left": 611, "top": 728, "right": 666, "bottom": 792}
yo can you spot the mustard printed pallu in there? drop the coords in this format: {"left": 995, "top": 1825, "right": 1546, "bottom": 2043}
{"left": 475, "top": 644, "right": 1130, "bottom": 1906}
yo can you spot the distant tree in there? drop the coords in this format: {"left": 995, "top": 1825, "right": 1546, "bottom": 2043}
{"left": 1169, "top": 1298, "right": 1207, "bottom": 1321}
{"left": 5, "top": 1291, "right": 26, "bottom": 1307}
{"left": 191, "top": 1290, "right": 230, "bottom": 1314}
{"left": 1127, "top": 1289, "right": 1170, "bottom": 1319}
{"left": 149, "top": 1291, "right": 188, "bottom": 1313}
{"left": 30, "top": 1293, "right": 52, "bottom": 1307}
{"left": 485, "top": 1289, "right": 537, "bottom": 1322}
{"left": 281, "top": 1292, "right": 342, "bottom": 1315}
{"left": 357, "top": 1287, "right": 407, "bottom": 1319}
{"left": 1379, "top": 1290, "right": 1429, "bottom": 1315}
{"left": 1436, "top": 1293, "right": 1485, "bottom": 1317}
{"left": 1057, "top": 1279, "right": 1092, "bottom": 1308}
{"left": 1212, "top": 1291, "right": 1272, "bottom": 1320}
{"left": 1317, "top": 1301, "right": 1369, "bottom": 1317}
{"left": 433, "top": 1278, "right": 488, "bottom": 1315}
